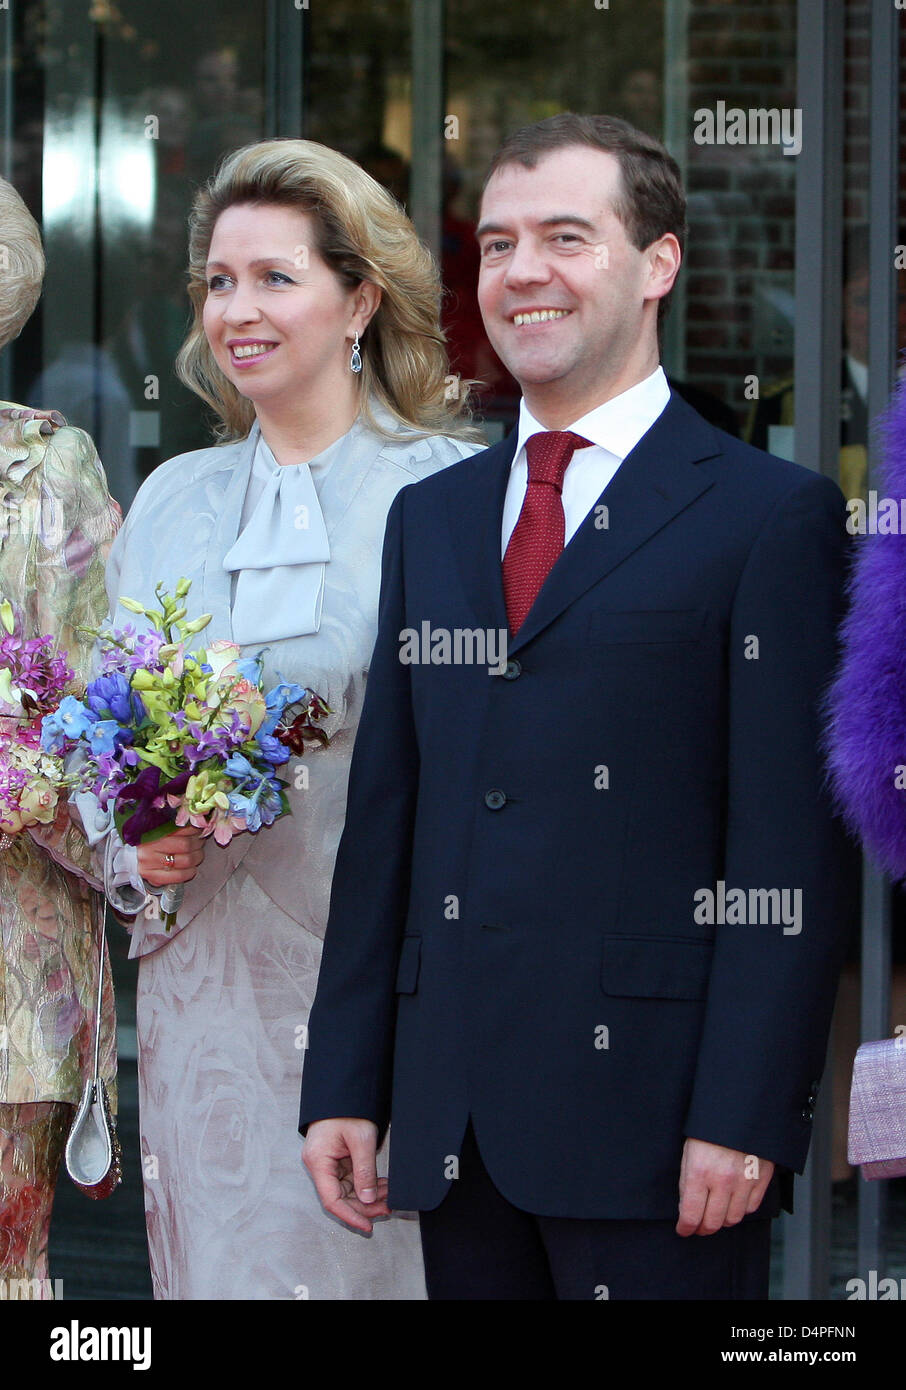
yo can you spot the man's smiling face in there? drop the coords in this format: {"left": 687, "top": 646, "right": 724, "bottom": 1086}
{"left": 476, "top": 145, "right": 666, "bottom": 421}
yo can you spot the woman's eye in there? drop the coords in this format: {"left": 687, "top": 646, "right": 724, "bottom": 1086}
{"left": 264, "top": 271, "right": 294, "bottom": 285}
{"left": 207, "top": 274, "right": 231, "bottom": 291}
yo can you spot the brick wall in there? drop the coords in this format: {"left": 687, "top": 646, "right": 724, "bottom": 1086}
{"left": 842, "top": 0, "right": 906, "bottom": 229}
{"left": 683, "top": 0, "right": 798, "bottom": 418}
{"left": 682, "top": 0, "right": 905, "bottom": 425}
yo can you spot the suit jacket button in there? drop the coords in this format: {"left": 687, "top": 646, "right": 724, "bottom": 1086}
{"left": 800, "top": 1107, "right": 813, "bottom": 1122}
{"left": 501, "top": 658, "right": 522, "bottom": 680}
{"left": 485, "top": 789, "right": 507, "bottom": 810}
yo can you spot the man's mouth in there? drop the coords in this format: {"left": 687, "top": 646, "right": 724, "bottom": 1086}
{"left": 511, "top": 309, "right": 571, "bottom": 327}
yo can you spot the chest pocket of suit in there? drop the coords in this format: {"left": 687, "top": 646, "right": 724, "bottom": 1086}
{"left": 395, "top": 934, "right": 422, "bottom": 994}
{"left": 586, "top": 609, "right": 706, "bottom": 644}
{"left": 600, "top": 934, "right": 713, "bottom": 1000}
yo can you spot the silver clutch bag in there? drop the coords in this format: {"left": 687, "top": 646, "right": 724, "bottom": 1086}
{"left": 847, "top": 1037, "right": 906, "bottom": 1179}
{"left": 65, "top": 912, "right": 122, "bottom": 1200}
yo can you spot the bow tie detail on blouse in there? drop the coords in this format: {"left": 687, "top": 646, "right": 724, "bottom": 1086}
{"left": 222, "top": 435, "right": 331, "bottom": 645}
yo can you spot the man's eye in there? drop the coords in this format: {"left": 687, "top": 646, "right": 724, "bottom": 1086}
{"left": 481, "top": 241, "right": 511, "bottom": 257}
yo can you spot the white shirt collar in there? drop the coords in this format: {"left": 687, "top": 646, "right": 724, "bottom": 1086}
{"left": 845, "top": 353, "right": 869, "bottom": 404}
{"left": 514, "top": 365, "right": 671, "bottom": 465}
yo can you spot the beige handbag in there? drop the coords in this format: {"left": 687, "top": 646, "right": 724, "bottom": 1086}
{"left": 64, "top": 913, "right": 122, "bottom": 1199}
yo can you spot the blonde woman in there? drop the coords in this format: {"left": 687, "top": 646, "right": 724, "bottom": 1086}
{"left": 0, "top": 178, "right": 120, "bottom": 1296}
{"left": 105, "top": 139, "right": 481, "bottom": 1299}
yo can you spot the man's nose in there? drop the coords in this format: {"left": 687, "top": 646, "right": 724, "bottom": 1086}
{"left": 503, "top": 239, "right": 552, "bottom": 287}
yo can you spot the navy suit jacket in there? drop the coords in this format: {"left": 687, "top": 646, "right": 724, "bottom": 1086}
{"left": 299, "top": 392, "right": 857, "bottom": 1219}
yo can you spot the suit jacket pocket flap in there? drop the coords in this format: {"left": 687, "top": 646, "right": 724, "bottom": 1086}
{"left": 587, "top": 609, "right": 705, "bottom": 644}
{"left": 600, "top": 934, "right": 713, "bottom": 999}
{"left": 395, "top": 934, "right": 422, "bottom": 993}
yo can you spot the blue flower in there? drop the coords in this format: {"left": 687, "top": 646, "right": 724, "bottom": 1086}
{"left": 224, "top": 751, "right": 258, "bottom": 783}
{"left": 259, "top": 679, "right": 306, "bottom": 736}
{"left": 235, "top": 655, "right": 264, "bottom": 685}
{"left": 267, "top": 680, "right": 306, "bottom": 711}
{"left": 86, "top": 672, "right": 145, "bottom": 724}
{"left": 87, "top": 719, "right": 134, "bottom": 757}
{"left": 227, "top": 788, "right": 263, "bottom": 831}
{"left": 255, "top": 732, "right": 289, "bottom": 765}
{"left": 227, "top": 776, "right": 284, "bottom": 832}
{"left": 40, "top": 695, "right": 98, "bottom": 752}
{"left": 257, "top": 780, "right": 284, "bottom": 827}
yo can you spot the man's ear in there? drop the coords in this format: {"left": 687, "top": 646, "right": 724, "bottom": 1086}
{"left": 644, "top": 233, "right": 682, "bottom": 307}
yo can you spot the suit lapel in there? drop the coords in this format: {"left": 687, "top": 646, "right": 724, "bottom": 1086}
{"left": 446, "top": 430, "right": 517, "bottom": 632}
{"left": 508, "top": 394, "right": 722, "bottom": 653}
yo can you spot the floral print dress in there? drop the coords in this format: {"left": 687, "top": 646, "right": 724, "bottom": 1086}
{"left": 0, "top": 404, "right": 120, "bottom": 1294}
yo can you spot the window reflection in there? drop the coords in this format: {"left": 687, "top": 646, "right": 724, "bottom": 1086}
{"left": 9, "top": 0, "right": 903, "bottom": 500}
{"left": 443, "top": 0, "right": 799, "bottom": 440}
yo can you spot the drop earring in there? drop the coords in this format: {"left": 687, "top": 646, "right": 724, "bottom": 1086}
{"left": 349, "top": 332, "right": 362, "bottom": 374}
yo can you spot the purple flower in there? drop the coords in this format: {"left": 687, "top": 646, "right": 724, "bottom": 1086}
{"left": 99, "top": 627, "right": 164, "bottom": 676}
{"left": 185, "top": 725, "right": 235, "bottom": 767}
{"left": 89, "top": 751, "right": 129, "bottom": 803}
{"left": 115, "top": 766, "right": 192, "bottom": 845}
{"left": 133, "top": 631, "right": 165, "bottom": 668}
{"left": 0, "top": 629, "right": 73, "bottom": 708}
{"left": 183, "top": 710, "right": 248, "bottom": 769}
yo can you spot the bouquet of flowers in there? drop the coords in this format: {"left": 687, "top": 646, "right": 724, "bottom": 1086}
{"left": 41, "top": 579, "right": 328, "bottom": 925}
{"left": 0, "top": 598, "right": 74, "bottom": 848}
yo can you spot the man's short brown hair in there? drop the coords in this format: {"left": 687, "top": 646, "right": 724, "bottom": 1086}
{"left": 484, "top": 112, "right": 687, "bottom": 322}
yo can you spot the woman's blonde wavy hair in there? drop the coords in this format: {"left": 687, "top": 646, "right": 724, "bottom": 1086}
{"left": 0, "top": 177, "right": 44, "bottom": 352}
{"left": 176, "top": 138, "right": 479, "bottom": 443}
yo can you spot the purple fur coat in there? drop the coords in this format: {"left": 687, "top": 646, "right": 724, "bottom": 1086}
{"left": 825, "top": 376, "right": 906, "bottom": 881}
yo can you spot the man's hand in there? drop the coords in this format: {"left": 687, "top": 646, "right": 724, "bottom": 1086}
{"left": 677, "top": 1138, "right": 774, "bottom": 1236}
{"left": 302, "top": 1118, "right": 390, "bottom": 1234}
{"left": 137, "top": 825, "right": 205, "bottom": 886}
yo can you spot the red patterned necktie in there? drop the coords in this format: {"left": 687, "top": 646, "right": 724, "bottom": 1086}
{"left": 502, "top": 430, "right": 592, "bottom": 634}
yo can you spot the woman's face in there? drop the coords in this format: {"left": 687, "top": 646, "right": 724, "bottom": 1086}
{"left": 202, "top": 202, "right": 370, "bottom": 412}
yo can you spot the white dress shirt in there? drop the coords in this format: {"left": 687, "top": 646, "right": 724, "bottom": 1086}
{"left": 501, "top": 366, "right": 672, "bottom": 556}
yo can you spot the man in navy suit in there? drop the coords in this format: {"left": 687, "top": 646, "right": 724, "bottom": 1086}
{"left": 299, "top": 113, "right": 855, "bottom": 1299}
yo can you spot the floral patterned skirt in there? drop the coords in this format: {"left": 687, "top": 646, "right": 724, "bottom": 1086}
{"left": 0, "top": 1101, "right": 71, "bottom": 1298}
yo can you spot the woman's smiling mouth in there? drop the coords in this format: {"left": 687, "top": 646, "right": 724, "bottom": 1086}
{"left": 228, "top": 340, "right": 278, "bottom": 364}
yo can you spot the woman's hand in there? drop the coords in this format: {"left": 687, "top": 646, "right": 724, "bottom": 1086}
{"left": 137, "top": 825, "right": 205, "bottom": 887}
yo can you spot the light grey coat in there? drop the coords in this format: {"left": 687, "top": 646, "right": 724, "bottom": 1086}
{"left": 106, "top": 413, "right": 479, "bottom": 1299}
